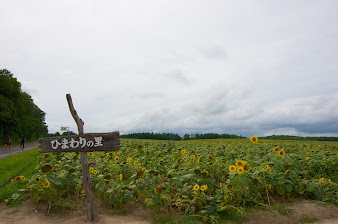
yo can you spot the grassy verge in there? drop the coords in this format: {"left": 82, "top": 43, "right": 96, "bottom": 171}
{"left": 0, "top": 147, "right": 40, "bottom": 203}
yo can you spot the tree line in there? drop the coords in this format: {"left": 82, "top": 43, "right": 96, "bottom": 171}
{"left": 0, "top": 69, "right": 48, "bottom": 144}
{"left": 120, "top": 132, "right": 246, "bottom": 141}
{"left": 259, "top": 135, "right": 338, "bottom": 141}
{"left": 120, "top": 132, "right": 182, "bottom": 141}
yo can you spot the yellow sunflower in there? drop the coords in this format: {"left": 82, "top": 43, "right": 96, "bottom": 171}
{"left": 114, "top": 156, "right": 120, "bottom": 162}
{"left": 200, "top": 185, "right": 208, "bottom": 191}
{"left": 181, "top": 149, "right": 186, "bottom": 154}
{"left": 88, "top": 152, "right": 93, "bottom": 156}
{"left": 193, "top": 184, "right": 200, "bottom": 191}
{"left": 244, "top": 164, "right": 251, "bottom": 172}
{"left": 273, "top": 147, "right": 279, "bottom": 152}
{"left": 229, "top": 165, "right": 236, "bottom": 172}
{"left": 119, "top": 174, "right": 123, "bottom": 181}
{"left": 236, "top": 160, "right": 244, "bottom": 167}
{"left": 250, "top": 136, "right": 258, "bottom": 144}
{"left": 278, "top": 149, "right": 285, "bottom": 157}
{"left": 185, "top": 154, "right": 189, "bottom": 158}
{"left": 238, "top": 167, "right": 244, "bottom": 174}
{"left": 44, "top": 180, "right": 50, "bottom": 188}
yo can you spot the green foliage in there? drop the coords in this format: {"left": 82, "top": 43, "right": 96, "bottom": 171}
{"left": 46, "top": 131, "right": 77, "bottom": 137}
{"left": 121, "top": 132, "right": 182, "bottom": 141}
{"left": 0, "top": 148, "right": 40, "bottom": 204}
{"left": 0, "top": 147, "right": 40, "bottom": 183}
{"left": 0, "top": 69, "right": 48, "bottom": 143}
{"left": 260, "top": 135, "right": 338, "bottom": 141}
{"left": 188, "top": 133, "right": 246, "bottom": 140}
{"left": 6, "top": 139, "right": 338, "bottom": 223}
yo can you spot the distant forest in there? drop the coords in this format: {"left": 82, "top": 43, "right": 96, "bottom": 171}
{"left": 120, "top": 133, "right": 338, "bottom": 141}
{"left": 260, "top": 135, "right": 338, "bottom": 141}
{"left": 120, "top": 132, "right": 246, "bottom": 141}
{"left": 0, "top": 69, "right": 48, "bottom": 144}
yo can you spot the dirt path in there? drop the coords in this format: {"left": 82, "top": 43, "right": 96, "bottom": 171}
{"left": 1, "top": 199, "right": 338, "bottom": 224}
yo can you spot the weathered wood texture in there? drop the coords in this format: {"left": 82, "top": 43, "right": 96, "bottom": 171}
{"left": 38, "top": 132, "right": 120, "bottom": 153}
{"left": 66, "top": 94, "right": 99, "bottom": 222}
{"left": 66, "top": 94, "right": 84, "bottom": 135}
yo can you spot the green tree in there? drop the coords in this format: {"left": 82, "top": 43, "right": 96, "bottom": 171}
{"left": 0, "top": 69, "right": 48, "bottom": 143}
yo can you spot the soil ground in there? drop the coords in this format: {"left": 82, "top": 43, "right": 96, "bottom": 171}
{"left": 1, "top": 198, "right": 338, "bottom": 224}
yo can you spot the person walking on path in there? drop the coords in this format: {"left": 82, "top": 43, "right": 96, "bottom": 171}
{"left": 5, "top": 136, "right": 12, "bottom": 149}
{"left": 20, "top": 137, "right": 26, "bottom": 149}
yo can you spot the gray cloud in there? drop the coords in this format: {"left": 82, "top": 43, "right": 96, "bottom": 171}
{"left": 200, "top": 45, "right": 227, "bottom": 60}
{"left": 1, "top": 1, "right": 337, "bottom": 137}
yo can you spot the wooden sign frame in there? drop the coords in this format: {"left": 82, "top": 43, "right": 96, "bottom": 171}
{"left": 39, "top": 132, "right": 120, "bottom": 153}
{"left": 38, "top": 94, "right": 120, "bottom": 222}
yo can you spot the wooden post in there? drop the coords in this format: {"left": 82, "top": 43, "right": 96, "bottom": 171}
{"left": 66, "top": 94, "right": 99, "bottom": 222}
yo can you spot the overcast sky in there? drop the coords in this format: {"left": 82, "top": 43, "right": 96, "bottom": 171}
{"left": 1, "top": 0, "right": 337, "bottom": 137}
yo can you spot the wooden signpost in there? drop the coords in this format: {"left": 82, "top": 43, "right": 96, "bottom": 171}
{"left": 38, "top": 94, "right": 120, "bottom": 222}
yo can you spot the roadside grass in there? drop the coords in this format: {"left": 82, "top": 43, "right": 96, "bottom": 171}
{"left": 0, "top": 147, "right": 40, "bottom": 203}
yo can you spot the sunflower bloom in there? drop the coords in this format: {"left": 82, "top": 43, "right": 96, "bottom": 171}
{"left": 119, "top": 174, "right": 123, "bottom": 181}
{"left": 273, "top": 147, "right": 279, "bottom": 152}
{"left": 88, "top": 152, "right": 93, "bottom": 156}
{"left": 229, "top": 165, "right": 236, "bottom": 172}
{"left": 236, "top": 160, "right": 244, "bottom": 167}
{"left": 238, "top": 167, "right": 244, "bottom": 174}
{"left": 201, "top": 185, "right": 208, "bottom": 191}
{"left": 181, "top": 149, "right": 186, "bottom": 154}
{"left": 250, "top": 136, "right": 258, "bottom": 144}
{"left": 244, "top": 164, "right": 251, "bottom": 172}
{"left": 193, "top": 184, "right": 200, "bottom": 191}
{"left": 44, "top": 180, "right": 50, "bottom": 188}
{"left": 278, "top": 149, "right": 285, "bottom": 157}
{"left": 114, "top": 156, "right": 120, "bottom": 162}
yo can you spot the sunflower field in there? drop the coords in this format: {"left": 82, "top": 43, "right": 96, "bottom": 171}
{"left": 8, "top": 137, "right": 338, "bottom": 223}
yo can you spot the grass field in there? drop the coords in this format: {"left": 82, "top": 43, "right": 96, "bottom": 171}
{"left": 0, "top": 147, "right": 40, "bottom": 204}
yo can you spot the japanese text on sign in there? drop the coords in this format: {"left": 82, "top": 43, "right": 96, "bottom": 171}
{"left": 51, "top": 136, "right": 103, "bottom": 150}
